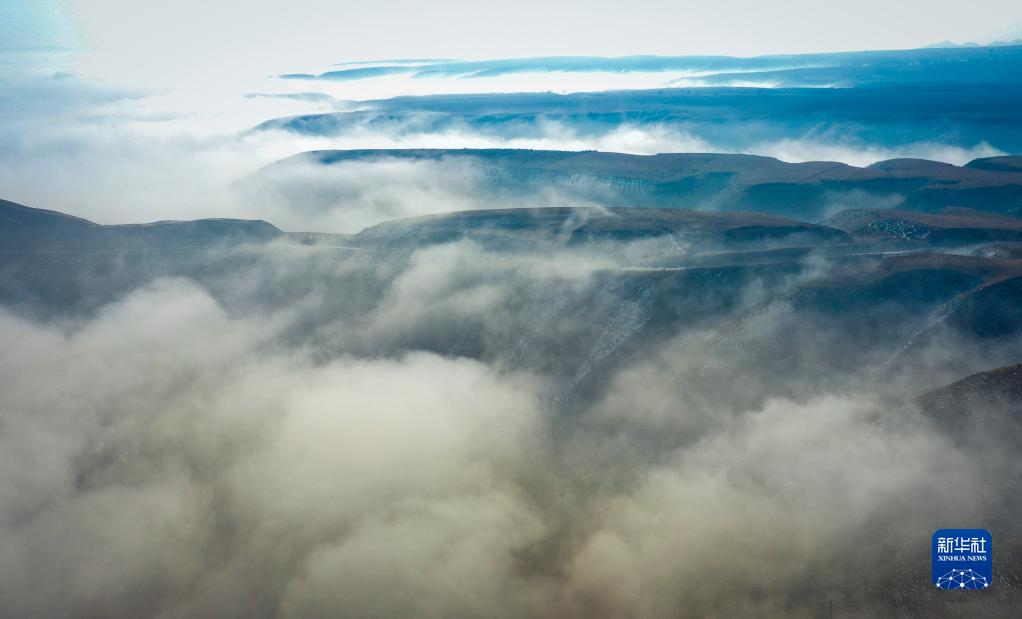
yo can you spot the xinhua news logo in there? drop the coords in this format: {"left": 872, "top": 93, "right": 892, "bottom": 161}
{"left": 932, "top": 529, "right": 992, "bottom": 590}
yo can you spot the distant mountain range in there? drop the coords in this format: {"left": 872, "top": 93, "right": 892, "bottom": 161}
{"left": 262, "top": 150, "right": 1022, "bottom": 221}
{"left": 4, "top": 158, "right": 1022, "bottom": 402}
{"left": 256, "top": 46, "right": 1022, "bottom": 157}
{"left": 277, "top": 45, "right": 1022, "bottom": 87}
{"left": 926, "top": 22, "right": 1022, "bottom": 49}
{"left": 924, "top": 39, "right": 1022, "bottom": 48}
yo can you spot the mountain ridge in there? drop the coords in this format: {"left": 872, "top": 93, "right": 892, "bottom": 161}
{"left": 256, "top": 149, "right": 1022, "bottom": 222}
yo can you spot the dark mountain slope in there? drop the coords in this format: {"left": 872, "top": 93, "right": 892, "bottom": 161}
{"left": 0, "top": 199, "right": 285, "bottom": 316}
{"left": 920, "top": 364, "right": 1022, "bottom": 420}
{"left": 965, "top": 156, "right": 1022, "bottom": 173}
{"left": 0, "top": 199, "right": 282, "bottom": 252}
{"left": 825, "top": 207, "right": 1022, "bottom": 242}
{"left": 354, "top": 206, "right": 849, "bottom": 249}
{"left": 0, "top": 198, "right": 97, "bottom": 229}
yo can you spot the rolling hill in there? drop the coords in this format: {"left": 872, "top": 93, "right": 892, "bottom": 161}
{"left": 260, "top": 150, "right": 1022, "bottom": 221}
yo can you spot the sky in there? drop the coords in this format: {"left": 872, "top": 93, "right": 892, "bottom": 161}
{"left": 5, "top": 0, "right": 1022, "bottom": 107}
{"left": 3, "top": 0, "right": 1019, "bottom": 115}
{"left": 7, "top": 0, "right": 1022, "bottom": 62}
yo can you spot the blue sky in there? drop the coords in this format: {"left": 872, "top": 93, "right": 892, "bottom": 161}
{"left": 0, "top": 0, "right": 77, "bottom": 50}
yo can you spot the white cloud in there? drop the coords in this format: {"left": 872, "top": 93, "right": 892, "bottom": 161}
{"left": 0, "top": 272, "right": 1002, "bottom": 617}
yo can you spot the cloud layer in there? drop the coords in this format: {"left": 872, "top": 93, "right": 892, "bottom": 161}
{"left": 1, "top": 237, "right": 1017, "bottom": 617}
